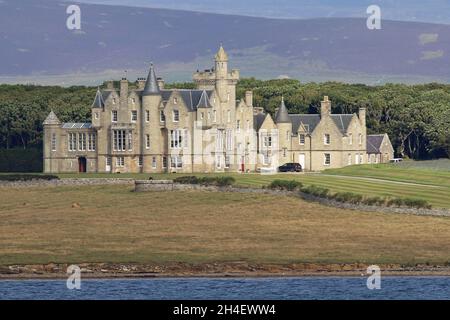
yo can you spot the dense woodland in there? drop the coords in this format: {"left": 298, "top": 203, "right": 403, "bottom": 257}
{"left": 0, "top": 79, "right": 449, "bottom": 160}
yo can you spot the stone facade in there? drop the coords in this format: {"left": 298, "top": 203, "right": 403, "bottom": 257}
{"left": 43, "top": 46, "right": 391, "bottom": 173}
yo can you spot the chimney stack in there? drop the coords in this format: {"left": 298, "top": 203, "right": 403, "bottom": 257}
{"left": 137, "top": 78, "right": 146, "bottom": 89}
{"left": 157, "top": 77, "right": 165, "bottom": 90}
{"left": 106, "top": 81, "right": 114, "bottom": 90}
{"left": 245, "top": 90, "right": 253, "bottom": 107}
{"left": 120, "top": 78, "right": 128, "bottom": 106}
{"left": 320, "top": 96, "right": 331, "bottom": 117}
{"left": 359, "top": 107, "right": 366, "bottom": 128}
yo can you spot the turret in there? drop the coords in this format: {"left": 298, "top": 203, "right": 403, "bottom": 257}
{"left": 275, "top": 97, "right": 292, "bottom": 164}
{"left": 43, "top": 110, "right": 61, "bottom": 173}
{"left": 214, "top": 45, "right": 229, "bottom": 103}
{"left": 91, "top": 88, "right": 104, "bottom": 127}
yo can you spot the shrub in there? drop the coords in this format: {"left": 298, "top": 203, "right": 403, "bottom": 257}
{"left": 386, "top": 198, "right": 405, "bottom": 207}
{"left": 300, "top": 185, "right": 329, "bottom": 198}
{"left": 0, "top": 174, "right": 59, "bottom": 181}
{"left": 332, "top": 192, "right": 363, "bottom": 204}
{"left": 268, "top": 180, "right": 303, "bottom": 191}
{"left": 173, "top": 176, "right": 199, "bottom": 185}
{"left": 173, "top": 176, "right": 235, "bottom": 187}
{"left": 362, "top": 196, "right": 385, "bottom": 206}
{"left": 402, "top": 198, "right": 432, "bottom": 209}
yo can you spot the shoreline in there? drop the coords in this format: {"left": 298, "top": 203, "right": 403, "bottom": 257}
{"left": 2, "top": 262, "right": 450, "bottom": 280}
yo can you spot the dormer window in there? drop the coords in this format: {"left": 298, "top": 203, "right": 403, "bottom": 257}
{"left": 173, "top": 110, "right": 179, "bottom": 122}
{"left": 173, "top": 98, "right": 178, "bottom": 104}
{"left": 304, "top": 124, "right": 309, "bottom": 132}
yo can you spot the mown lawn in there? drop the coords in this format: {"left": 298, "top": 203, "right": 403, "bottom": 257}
{"left": 0, "top": 185, "right": 449, "bottom": 266}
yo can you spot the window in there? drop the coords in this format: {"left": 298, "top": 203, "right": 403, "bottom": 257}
{"left": 359, "top": 153, "right": 363, "bottom": 164}
{"left": 146, "top": 134, "right": 150, "bottom": 149}
{"left": 216, "top": 130, "right": 224, "bottom": 151}
{"left": 213, "top": 110, "right": 217, "bottom": 122}
{"left": 324, "top": 153, "right": 331, "bottom": 166}
{"left": 348, "top": 133, "right": 353, "bottom": 145}
{"left": 68, "top": 133, "right": 76, "bottom": 151}
{"left": 112, "top": 110, "right": 118, "bottom": 122}
{"left": 88, "top": 133, "right": 96, "bottom": 151}
{"left": 94, "top": 112, "right": 99, "bottom": 120}
{"left": 78, "top": 133, "right": 86, "bottom": 151}
{"left": 173, "top": 110, "right": 179, "bottom": 122}
{"left": 225, "top": 155, "right": 230, "bottom": 168}
{"left": 359, "top": 133, "right": 363, "bottom": 145}
{"left": 138, "top": 156, "right": 143, "bottom": 167}
{"left": 51, "top": 133, "right": 57, "bottom": 151}
{"left": 236, "top": 120, "right": 240, "bottom": 132}
{"left": 348, "top": 153, "right": 352, "bottom": 165}
{"left": 112, "top": 98, "right": 116, "bottom": 105}
{"left": 227, "top": 110, "right": 231, "bottom": 123}
{"left": 132, "top": 98, "right": 136, "bottom": 105}
{"left": 207, "top": 112, "right": 211, "bottom": 120}
{"left": 324, "top": 134, "right": 330, "bottom": 145}
{"left": 184, "top": 129, "right": 189, "bottom": 148}
{"left": 162, "top": 156, "right": 168, "bottom": 168}
{"left": 173, "top": 97, "right": 178, "bottom": 104}
{"left": 263, "top": 136, "right": 272, "bottom": 148}
{"left": 106, "top": 157, "right": 112, "bottom": 166}
{"left": 303, "top": 124, "right": 309, "bottom": 132}
{"left": 170, "top": 156, "right": 182, "bottom": 168}
{"left": 283, "top": 148, "right": 287, "bottom": 157}
{"left": 355, "top": 154, "right": 359, "bottom": 164}
{"left": 116, "top": 156, "right": 124, "bottom": 167}
{"left": 263, "top": 154, "right": 270, "bottom": 165}
{"left": 170, "top": 130, "right": 183, "bottom": 149}
{"left": 246, "top": 120, "right": 250, "bottom": 132}
{"left": 286, "top": 131, "right": 290, "bottom": 141}
{"left": 113, "top": 130, "right": 127, "bottom": 151}
{"left": 152, "top": 157, "right": 157, "bottom": 169}
{"left": 145, "top": 110, "right": 150, "bottom": 122}
{"left": 160, "top": 110, "right": 165, "bottom": 122}
{"left": 127, "top": 132, "right": 133, "bottom": 151}
{"left": 200, "top": 112, "right": 204, "bottom": 120}
{"left": 299, "top": 134, "right": 305, "bottom": 145}
{"left": 130, "top": 110, "right": 137, "bottom": 122}
{"left": 226, "top": 129, "right": 233, "bottom": 151}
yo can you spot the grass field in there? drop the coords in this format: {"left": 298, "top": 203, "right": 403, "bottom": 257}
{"left": 34, "top": 161, "right": 450, "bottom": 208}
{"left": 1, "top": 185, "right": 450, "bottom": 266}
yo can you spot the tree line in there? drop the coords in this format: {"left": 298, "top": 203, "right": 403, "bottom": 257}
{"left": 0, "top": 79, "right": 449, "bottom": 159}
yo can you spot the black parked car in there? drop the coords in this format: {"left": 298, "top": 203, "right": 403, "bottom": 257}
{"left": 278, "top": 163, "right": 302, "bottom": 172}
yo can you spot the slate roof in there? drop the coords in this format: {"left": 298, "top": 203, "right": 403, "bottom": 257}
{"left": 275, "top": 98, "right": 290, "bottom": 123}
{"left": 367, "top": 134, "right": 385, "bottom": 154}
{"left": 92, "top": 88, "right": 105, "bottom": 108}
{"left": 289, "top": 114, "right": 321, "bottom": 133}
{"left": 330, "top": 114, "right": 354, "bottom": 134}
{"left": 142, "top": 63, "right": 160, "bottom": 96}
{"left": 253, "top": 113, "right": 267, "bottom": 131}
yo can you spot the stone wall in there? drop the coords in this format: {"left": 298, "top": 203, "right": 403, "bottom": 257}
{"left": 0, "top": 178, "right": 134, "bottom": 188}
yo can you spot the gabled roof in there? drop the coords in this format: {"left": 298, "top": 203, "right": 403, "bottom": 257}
{"left": 92, "top": 88, "right": 105, "bottom": 108}
{"left": 367, "top": 134, "right": 385, "bottom": 154}
{"left": 289, "top": 114, "right": 321, "bottom": 133}
{"left": 330, "top": 114, "right": 354, "bottom": 134}
{"left": 196, "top": 90, "right": 213, "bottom": 108}
{"left": 253, "top": 113, "right": 267, "bottom": 131}
{"left": 142, "top": 63, "right": 160, "bottom": 96}
{"left": 275, "top": 97, "right": 291, "bottom": 124}
{"left": 43, "top": 110, "right": 61, "bottom": 125}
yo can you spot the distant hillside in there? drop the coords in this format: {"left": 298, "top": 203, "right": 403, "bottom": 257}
{"left": 1, "top": 0, "right": 450, "bottom": 85}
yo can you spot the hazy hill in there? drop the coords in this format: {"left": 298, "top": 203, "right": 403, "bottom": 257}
{"left": 1, "top": 0, "right": 450, "bottom": 85}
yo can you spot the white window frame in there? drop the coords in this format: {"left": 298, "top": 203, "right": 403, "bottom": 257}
{"left": 88, "top": 133, "right": 96, "bottom": 151}
{"left": 145, "top": 110, "right": 150, "bottom": 122}
{"left": 160, "top": 110, "right": 165, "bottom": 122}
{"left": 324, "top": 134, "right": 330, "bottom": 145}
{"left": 173, "top": 110, "right": 179, "bottom": 122}
{"left": 324, "top": 153, "right": 331, "bottom": 166}
{"left": 116, "top": 156, "right": 125, "bottom": 167}
{"left": 131, "top": 110, "right": 137, "bottom": 122}
{"left": 299, "top": 134, "right": 305, "bottom": 145}
{"left": 348, "top": 133, "right": 353, "bottom": 145}
{"left": 152, "top": 156, "right": 157, "bottom": 169}
{"left": 51, "top": 133, "right": 57, "bottom": 151}
{"left": 78, "top": 133, "right": 86, "bottom": 151}
{"left": 170, "top": 129, "right": 183, "bottom": 149}
{"left": 146, "top": 134, "right": 150, "bottom": 149}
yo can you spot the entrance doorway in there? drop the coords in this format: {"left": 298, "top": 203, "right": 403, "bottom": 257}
{"left": 78, "top": 157, "right": 87, "bottom": 173}
{"left": 299, "top": 154, "right": 305, "bottom": 170}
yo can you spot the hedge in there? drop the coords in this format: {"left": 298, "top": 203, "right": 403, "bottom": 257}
{"left": 173, "top": 176, "right": 235, "bottom": 187}
{"left": 268, "top": 180, "right": 303, "bottom": 191}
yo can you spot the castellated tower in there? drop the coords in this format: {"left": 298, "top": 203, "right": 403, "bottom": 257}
{"left": 141, "top": 63, "right": 163, "bottom": 172}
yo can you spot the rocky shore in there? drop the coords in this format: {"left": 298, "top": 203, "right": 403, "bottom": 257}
{"left": 1, "top": 262, "right": 450, "bottom": 279}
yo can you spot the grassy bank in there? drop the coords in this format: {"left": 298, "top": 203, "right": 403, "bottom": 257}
{"left": 0, "top": 185, "right": 449, "bottom": 266}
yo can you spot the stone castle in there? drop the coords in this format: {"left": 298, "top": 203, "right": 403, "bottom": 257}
{"left": 43, "top": 46, "right": 393, "bottom": 173}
